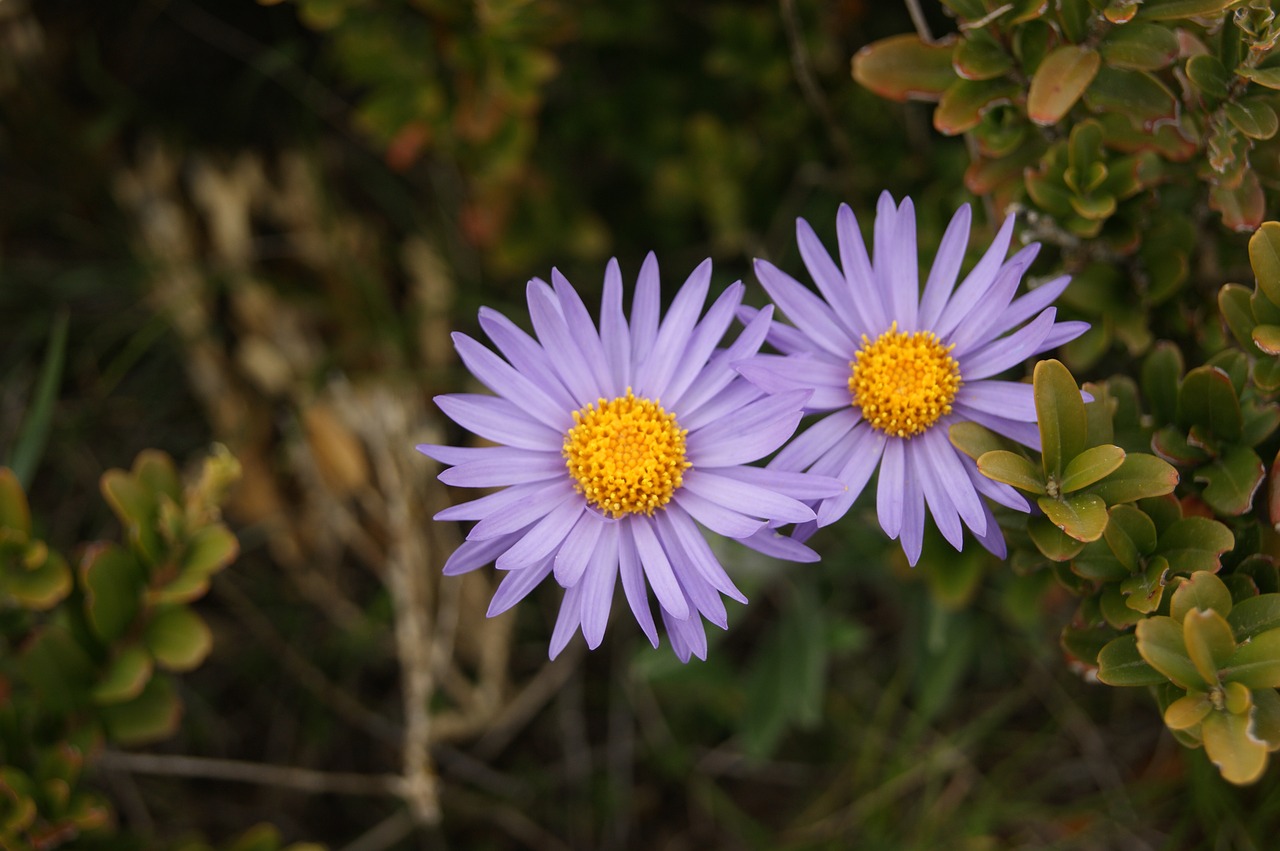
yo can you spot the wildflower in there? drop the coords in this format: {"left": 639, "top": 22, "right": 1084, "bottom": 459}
{"left": 419, "top": 256, "right": 843, "bottom": 661}
{"left": 736, "top": 193, "right": 1088, "bottom": 564}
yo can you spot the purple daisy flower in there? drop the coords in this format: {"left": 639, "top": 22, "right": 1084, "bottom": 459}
{"left": 419, "top": 255, "right": 844, "bottom": 661}
{"left": 736, "top": 193, "right": 1089, "bottom": 565}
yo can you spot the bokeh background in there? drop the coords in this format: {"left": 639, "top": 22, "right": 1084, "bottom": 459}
{"left": 6, "top": 0, "right": 1280, "bottom": 848}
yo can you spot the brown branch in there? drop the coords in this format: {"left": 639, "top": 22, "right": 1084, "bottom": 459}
{"left": 98, "top": 751, "right": 401, "bottom": 798}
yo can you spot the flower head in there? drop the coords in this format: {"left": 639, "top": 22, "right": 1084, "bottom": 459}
{"left": 736, "top": 193, "right": 1088, "bottom": 564}
{"left": 420, "top": 255, "right": 843, "bottom": 661}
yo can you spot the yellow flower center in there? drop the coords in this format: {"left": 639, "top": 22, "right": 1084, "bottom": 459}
{"left": 563, "top": 390, "right": 691, "bottom": 518}
{"left": 848, "top": 322, "right": 962, "bottom": 439}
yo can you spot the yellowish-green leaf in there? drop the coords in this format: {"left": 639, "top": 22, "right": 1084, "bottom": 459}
{"left": 1171, "top": 571, "right": 1233, "bottom": 622}
{"left": 1027, "top": 45, "right": 1100, "bottom": 125}
{"left": 1097, "top": 633, "right": 1166, "bottom": 686}
{"left": 145, "top": 607, "right": 214, "bottom": 672}
{"left": 91, "top": 645, "right": 154, "bottom": 706}
{"left": 1060, "top": 444, "right": 1125, "bottom": 493}
{"left": 1222, "top": 628, "right": 1280, "bottom": 689}
{"left": 1039, "top": 492, "right": 1108, "bottom": 542}
{"left": 1164, "top": 691, "right": 1212, "bottom": 730}
{"left": 1184, "top": 608, "right": 1236, "bottom": 686}
{"left": 1034, "top": 359, "right": 1087, "bottom": 479}
{"left": 852, "top": 34, "right": 959, "bottom": 102}
{"left": 1202, "top": 710, "right": 1268, "bottom": 785}
{"left": 1137, "top": 615, "right": 1210, "bottom": 690}
{"left": 977, "top": 450, "right": 1045, "bottom": 494}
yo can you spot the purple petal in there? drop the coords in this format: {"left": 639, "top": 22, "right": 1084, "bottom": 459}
{"left": 631, "top": 252, "right": 661, "bottom": 367}
{"left": 435, "top": 394, "right": 563, "bottom": 451}
{"left": 932, "top": 213, "right": 1016, "bottom": 339}
{"left": 815, "top": 426, "right": 887, "bottom": 526}
{"left": 635, "top": 259, "right": 711, "bottom": 400}
{"left": 478, "top": 307, "right": 578, "bottom": 411}
{"left": 495, "top": 498, "right": 585, "bottom": 570}
{"left": 678, "top": 305, "right": 773, "bottom": 415}
{"left": 974, "top": 499, "right": 1008, "bottom": 559}
{"left": 739, "top": 303, "right": 820, "bottom": 355}
{"left": 899, "top": 450, "right": 927, "bottom": 566}
{"left": 662, "top": 281, "right": 744, "bottom": 407}
{"left": 487, "top": 554, "right": 554, "bottom": 616}
{"left": 967, "top": 458, "right": 1030, "bottom": 512}
{"left": 709, "top": 465, "right": 845, "bottom": 500}
{"left": 953, "top": 402, "right": 1042, "bottom": 450}
{"left": 734, "top": 352, "right": 849, "bottom": 405}
{"left": 549, "top": 579, "right": 585, "bottom": 659}
{"left": 677, "top": 380, "right": 763, "bottom": 433}
{"left": 796, "top": 216, "right": 863, "bottom": 336}
{"left": 917, "top": 427, "right": 987, "bottom": 536}
{"left": 1038, "top": 321, "right": 1090, "bottom": 351}
{"left": 653, "top": 517, "right": 727, "bottom": 628}
{"left": 438, "top": 453, "right": 567, "bottom": 488}
{"left": 659, "top": 507, "right": 746, "bottom": 602}
{"left": 464, "top": 482, "right": 576, "bottom": 538}
{"left": 628, "top": 516, "right": 690, "bottom": 619}
{"left": 672, "top": 489, "right": 766, "bottom": 538}
{"left": 957, "top": 379, "right": 1037, "bottom": 422}
{"left": 452, "top": 333, "right": 569, "bottom": 430}
{"left": 918, "top": 203, "right": 972, "bottom": 329}
{"left": 662, "top": 606, "right": 708, "bottom": 663}
{"left": 551, "top": 268, "right": 615, "bottom": 395}
{"left": 916, "top": 453, "right": 964, "bottom": 549}
{"left": 737, "top": 527, "right": 821, "bottom": 562}
{"left": 619, "top": 525, "right": 659, "bottom": 647}
{"left": 754, "top": 259, "right": 853, "bottom": 358}
{"left": 992, "top": 274, "right": 1069, "bottom": 338}
{"left": 579, "top": 523, "right": 619, "bottom": 649}
{"left": 443, "top": 534, "right": 519, "bottom": 576}
{"left": 686, "top": 389, "right": 809, "bottom": 467}
{"left": 770, "top": 408, "right": 861, "bottom": 472}
{"left": 435, "top": 481, "right": 548, "bottom": 522}
{"left": 960, "top": 307, "right": 1057, "bottom": 381}
{"left": 877, "top": 437, "right": 905, "bottom": 538}
{"left": 416, "top": 443, "right": 541, "bottom": 467}
{"left": 836, "top": 204, "right": 889, "bottom": 331}
{"left": 600, "top": 259, "right": 632, "bottom": 392}
{"left": 681, "top": 469, "right": 815, "bottom": 524}
{"left": 949, "top": 244, "right": 1040, "bottom": 355}
{"left": 885, "top": 196, "right": 920, "bottom": 330}
{"left": 553, "top": 511, "right": 605, "bottom": 587}
{"left": 527, "top": 281, "right": 603, "bottom": 403}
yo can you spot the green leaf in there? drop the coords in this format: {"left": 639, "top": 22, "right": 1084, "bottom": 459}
{"left": 1156, "top": 516, "right": 1235, "bottom": 574}
{"left": 852, "top": 34, "right": 959, "bottom": 102}
{"left": 1184, "top": 609, "right": 1236, "bottom": 685}
{"left": 1178, "top": 365, "right": 1242, "bottom": 442}
{"left": 1141, "top": 342, "right": 1183, "bottom": 425}
{"left": 1107, "top": 504, "right": 1158, "bottom": 558}
{"left": 1228, "top": 594, "right": 1280, "bottom": 641}
{"left": 1164, "top": 691, "right": 1212, "bottom": 730}
{"left": 933, "top": 78, "right": 1021, "bottom": 135}
{"left": 1082, "top": 67, "right": 1178, "bottom": 129}
{"left": 1028, "top": 515, "right": 1088, "bottom": 561}
{"left": 1097, "top": 633, "right": 1167, "bottom": 686}
{"left": 1061, "top": 622, "right": 1118, "bottom": 668}
{"left": 0, "top": 468, "right": 31, "bottom": 537}
{"left": 1225, "top": 99, "right": 1279, "bottom": 140}
{"left": 7, "top": 546, "right": 72, "bottom": 611}
{"left": 1039, "top": 492, "right": 1108, "bottom": 542}
{"left": 1086, "top": 453, "right": 1179, "bottom": 504}
{"left": 1220, "top": 283, "right": 1261, "bottom": 353}
{"left": 1186, "top": 54, "right": 1231, "bottom": 101}
{"left": 8, "top": 310, "right": 68, "bottom": 490}
{"left": 98, "top": 673, "right": 183, "bottom": 747}
{"left": 1060, "top": 444, "right": 1125, "bottom": 493}
{"left": 1221, "top": 628, "right": 1280, "bottom": 689}
{"left": 1171, "top": 571, "right": 1233, "bottom": 622}
{"left": 1253, "top": 324, "right": 1280, "bottom": 355}
{"left": 1237, "top": 66, "right": 1280, "bottom": 91}
{"left": 19, "top": 625, "right": 96, "bottom": 715}
{"left": 1198, "top": 446, "right": 1265, "bottom": 517}
{"left": 1250, "top": 222, "right": 1280, "bottom": 308}
{"left": 1099, "top": 22, "right": 1179, "bottom": 70}
{"left": 1252, "top": 687, "right": 1280, "bottom": 749}
{"left": 949, "top": 420, "right": 1009, "bottom": 460}
{"left": 91, "top": 645, "right": 154, "bottom": 705}
{"left": 1137, "top": 615, "right": 1210, "bottom": 690}
{"left": 145, "top": 606, "right": 214, "bottom": 672}
{"left": 1035, "top": 359, "right": 1088, "bottom": 479}
{"left": 1135, "top": 0, "right": 1239, "bottom": 20}
{"left": 1027, "top": 45, "right": 1100, "bottom": 125}
{"left": 1211, "top": 172, "right": 1266, "bottom": 233}
{"left": 182, "top": 525, "right": 240, "bottom": 578}
{"left": 1202, "top": 710, "right": 1268, "bottom": 785}
{"left": 1121, "top": 555, "right": 1170, "bottom": 614}
{"left": 953, "top": 30, "right": 1013, "bottom": 81}
{"left": 977, "top": 450, "right": 1046, "bottom": 493}
{"left": 79, "top": 542, "right": 145, "bottom": 644}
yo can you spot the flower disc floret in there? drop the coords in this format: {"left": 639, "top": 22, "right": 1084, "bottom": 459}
{"left": 849, "top": 322, "right": 961, "bottom": 439}
{"left": 563, "top": 390, "right": 691, "bottom": 518}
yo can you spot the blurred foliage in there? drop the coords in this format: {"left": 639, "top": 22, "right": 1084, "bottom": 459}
{"left": 11, "top": 0, "right": 1280, "bottom": 847}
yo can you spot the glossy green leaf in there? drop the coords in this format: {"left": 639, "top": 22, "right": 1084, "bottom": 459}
{"left": 1061, "top": 444, "right": 1126, "bottom": 493}
{"left": 1226, "top": 99, "right": 1279, "bottom": 140}
{"left": 146, "top": 606, "right": 214, "bottom": 672}
{"left": 852, "top": 34, "right": 958, "bottom": 102}
{"left": 1221, "top": 628, "right": 1280, "bottom": 689}
{"left": 1135, "top": 0, "right": 1239, "bottom": 19}
{"left": 934, "top": 78, "right": 1021, "bottom": 135}
{"left": 98, "top": 673, "right": 183, "bottom": 747}
{"left": 1097, "top": 633, "right": 1167, "bottom": 686}
{"left": 1035, "top": 359, "right": 1087, "bottom": 479}
{"left": 1151, "top": 426, "right": 1209, "bottom": 466}
{"left": 1251, "top": 687, "right": 1280, "bottom": 749}
{"left": 1202, "top": 710, "right": 1268, "bottom": 784}
{"left": 953, "top": 30, "right": 1013, "bottom": 81}
{"left": 1121, "top": 555, "right": 1170, "bottom": 613}
{"left": 1171, "top": 571, "right": 1234, "bottom": 622}
{"left": 1107, "top": 504, "right": 1158, "bottom": 557}
{"left": 134, "top": 449, "right": 182, "bottom": 502}
{"left": 1186, "top": 54, "right": 1231, "bottom": 100}
{"left": 91, "top": 645, "right": 154, "bottom": 705}
{"left": 1184, "top": 609, "right": 1236, "bottom": 685}
{"left": 1253, "top": 324, "right": 1280, "bottom": 355}
{"left": 1028, "top": 515, "right": 1087, "bottom": 561}
{"left": 1141, "top": 342, "right": 1183, "bottom": 425}
{"left": 1156, "top": 517, "right": 1235, "bottom": 574}
{"left": 79, "top": 542, "right": 144, "bottom": 644}
{"left": 1164, "top": 691, "right": 1212, "bottom": 730}
{"left": 1027, "top": 45, "right": 1100, "bottom": 125}
{"left": 949, "top": 420, "right": 1008, "bottom": 460}
{"left": 977, "top": 450, "right": 1045, "bottom": 493}
{"left": 182, "top": 525, "right": 240, "bottom": 578}
{"left": 1198, "top": 446, "right": 1265, "bottom": 517}
{"left": 1178, "top": 365, "right": 1242, "bottom": 442}
{"left": 1061, "top": 622, "right": 1118, "bottom": 668}
{"left": 1086, "top": 454, "right": 1179, "bottom": 504}
{"left": 99, "top": 469, "right": 151, "bottom": 531}
{"left": 1230, "top": 594, "right": 1280, "bottom": 642}
{"left": 1137, "top": 615, "right": 1209, "bottom": 690}
{"left": 1220, "top": 283, "right": 1261, "bottom": 353}
{"left": 1039, "top": 492, "right": 1108, "bottom": 542}
{"left": 1082, "top": 67, "right": 1178, "bottom": 129}
{"left": 1237, "top": 66, "right": 1280, "bottom": 91}
{"left": 1099, "top": 22, "right": 1179, "bottom": 70}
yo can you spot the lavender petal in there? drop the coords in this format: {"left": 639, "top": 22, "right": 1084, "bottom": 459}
{"left": 487, "top": 554, "right": 555, "bottom": 616}
{"left": 619, "top": 524, "right": 659, "bottom": 647}
{"left": 628, "top": 516, "right": 690, "bottom": 619}
{"left": 435, "top": 393, "right": 563, "bottom": 451}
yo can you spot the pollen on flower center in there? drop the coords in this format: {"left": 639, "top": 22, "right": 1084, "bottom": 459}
{"left": 563, "top": 390, "right": 691, "bottom": 518}
{"left": 848, "top": 322, "right": 962, "bottom": 439}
